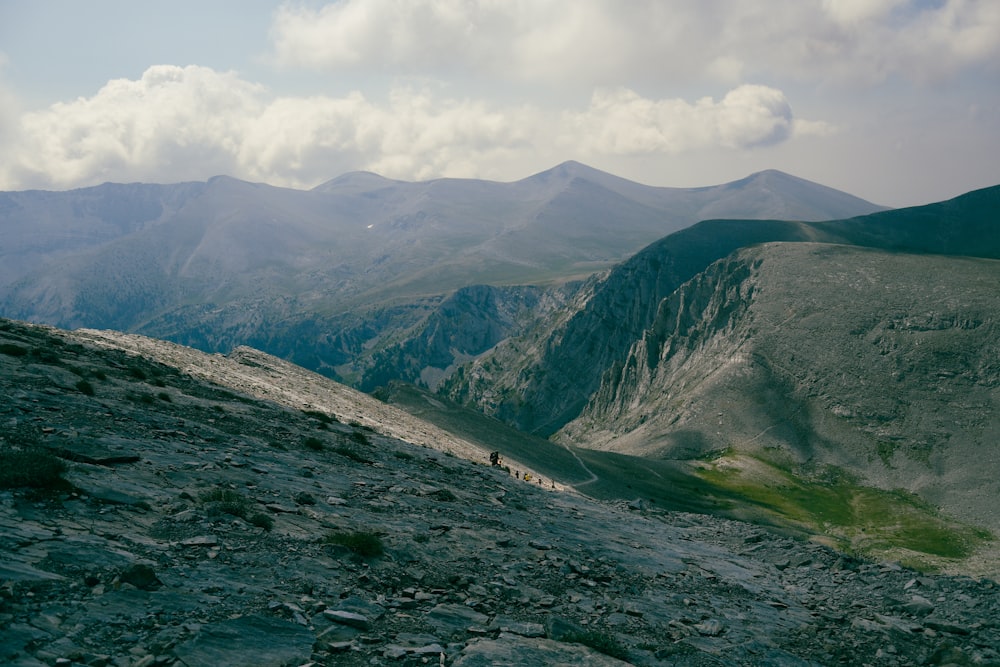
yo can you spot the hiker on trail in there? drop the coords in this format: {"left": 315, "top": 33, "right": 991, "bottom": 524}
{"left": 489, "top": 451, "right": 503, "bottom": 467}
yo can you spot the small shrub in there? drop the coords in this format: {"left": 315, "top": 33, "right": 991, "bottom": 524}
{"left": 152, "top": 378, "right": 166, "bottom": 388}
{"left": 322, "top": 530, "right": 384, "bottom": 558}
{"left": 30, "top": 347, "right": 61, "bottom": 364}
{"left": 304, "top": 436, "right": 324, "bottom": 451}
{"left": 0, "top": 343, "right": 28, "bottom": 357}
{"left": 75, "top": 379, "right": 95, "bottom": 396}
{"left": 393, "top": 450, "right": 414, "bottom": 461}
{"left": 431, "top": 487, "right": 457, "bottom": 502}
{"left": 129, "top": 393, "right": 156, "bottom": 405}
{"left": 349, "top": 430, "right": 370, "bottom": 446}
{"left": 248, "top": 512, "right": 274, "bottom": 532}
{"left": 294, "top": 491, "right": 317, "bottom": 506}
{"left": 198, "top": 488, "right": 251, "bottom": 519}
{"left": 562, "top": 630, "right": 629, "bottom": 661}
{"left": 303, "top": 409, "right": 335, "bottom": 424}
{"left": 157, "top": 392, "right": 172, "bottom": 402}
{"left": 0, "top": 447, "right": 68, "bottom": 490}
{"left": 92, "top": 369, "right": 108, "bottom": 381}
{"left": 332, "top": 445, "right": 373, "bottom": 464}
{"left": 128, "top": 366, "right": 147, "bottom": 380}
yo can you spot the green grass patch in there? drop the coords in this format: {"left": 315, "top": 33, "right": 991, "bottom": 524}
{"left": 693, "top": 453, "right": 992, "bottom": 568}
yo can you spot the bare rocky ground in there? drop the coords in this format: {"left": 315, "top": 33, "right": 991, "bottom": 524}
{"left": 2, "top": 319, "right": 1000, "bottom": 666}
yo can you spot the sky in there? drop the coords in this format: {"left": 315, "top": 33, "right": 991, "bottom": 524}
{"left": 0, "top": 1, "right": 998, "bottom": 207}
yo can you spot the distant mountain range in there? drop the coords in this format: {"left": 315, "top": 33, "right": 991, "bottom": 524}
{"left": 0, "top": 161, "right": 885, "bottom": 384}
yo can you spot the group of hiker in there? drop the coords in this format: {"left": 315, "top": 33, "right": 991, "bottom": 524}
{"left": 489, "top": 451, "right": 555, "bottom": 488}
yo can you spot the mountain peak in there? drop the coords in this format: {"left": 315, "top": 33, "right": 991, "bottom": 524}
{"left": 523, "top": 160, "right": 613, "bottom": 181}
{"left": 311, "top": 171, "right": 403, "bottom": 194}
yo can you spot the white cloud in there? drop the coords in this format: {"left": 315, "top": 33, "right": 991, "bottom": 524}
{"left": 0, "top": 65, "right": 821, "bottom": 190}
{"left": 267, "top": 0, "right": 1000, "bottom": 88}
{"left": 4, "top": 66, "right": 263, "bottom": 188}
{"left": 821, "top": 0, "right": 909, "bottom": 26}
{"left": 564, "top": 85, "right": 796, "bottom": 156}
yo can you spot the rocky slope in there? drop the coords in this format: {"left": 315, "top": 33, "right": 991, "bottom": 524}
{"left": 445, "top": 184, "right": 1000, "bottom": 437}
{"left": 557, "top": 243, "right": 1000, "bottom": 549}
{"left": 4, "top": 318, "right": 1000, "bottom": 666}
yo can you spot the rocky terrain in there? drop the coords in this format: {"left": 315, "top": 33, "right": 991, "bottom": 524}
{"left": 3, "top": 318, "right": 1000, "bottom": 666}
{"left": 561, "top": 243, "right": 1000, "bottom": 524}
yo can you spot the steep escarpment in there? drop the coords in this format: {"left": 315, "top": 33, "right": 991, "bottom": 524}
{"left": 559, "top": 243, "right": 1000, "bottom": 536}
{"left": 445, "top": 184, "right": 1000, "bottom": 437}
{"left": 443, "top": 220, "right": 817, "bottom": 435}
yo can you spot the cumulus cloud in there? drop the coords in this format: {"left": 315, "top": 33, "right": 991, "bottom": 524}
{"left": 0, "top": 65, "right": 821, "bottom": 190}
{"left": 267, "top": 0, "right": 1000, "bottom": 87}
{"left": 0, "top": 65, "right": 543, "bottom": 189}
{"left": 564, "top": 85, "right": 796, "bottom": 156}
{"left": 4, "top": 66, "right": 263, "bottom": 188}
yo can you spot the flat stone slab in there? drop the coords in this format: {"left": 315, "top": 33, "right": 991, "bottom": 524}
{"left": 453, "top": 634, "right": 631, "bottom": 666}
{"left": 172, "top": 614, "right": 315, "bottom": 667}
{"left": 425, "top": 603, "right": 490, "bottom": 638}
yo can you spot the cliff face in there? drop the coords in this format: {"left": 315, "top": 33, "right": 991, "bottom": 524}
{"left": 558, "top": 242, "right": 1000, "bottom": 536}
{"left": 355, "top": 283, "right": 575, "bottom": 392}
{"left": 444, "top": 184, "right": 1000, "bottom": 438}
{"left": 443, "top": 219, "right": 816, "bottom": 435}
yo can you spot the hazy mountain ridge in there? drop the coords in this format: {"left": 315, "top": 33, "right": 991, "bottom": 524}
{"left": 0, "top": 162, "right": 885, "bottom": 388}
{"left": 446, "top": 184, "right": 1000, "bottom": 436}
